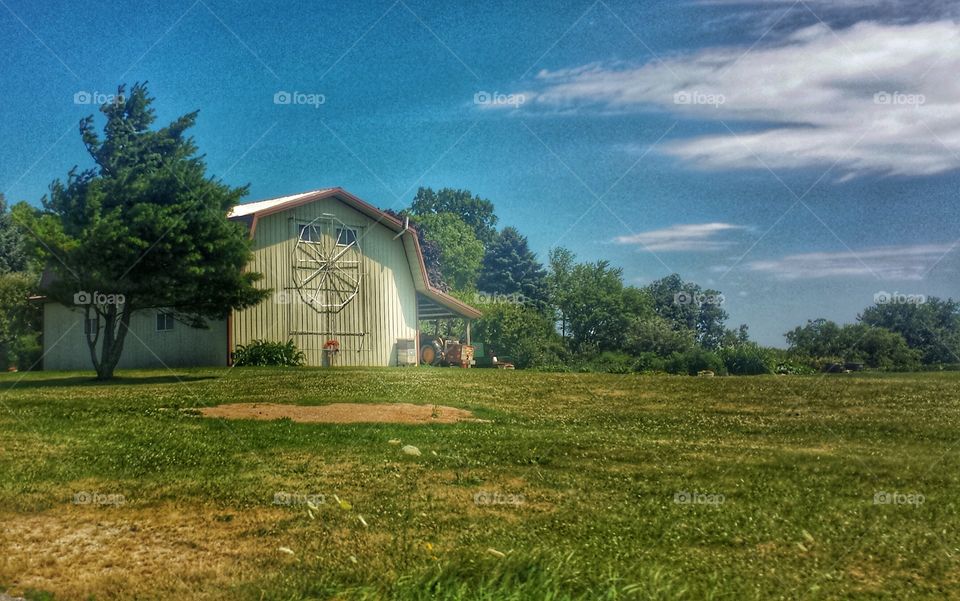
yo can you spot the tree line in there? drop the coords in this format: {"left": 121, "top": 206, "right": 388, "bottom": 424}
{"left": 395, "top": 187, "right": 959, "bottom": 374}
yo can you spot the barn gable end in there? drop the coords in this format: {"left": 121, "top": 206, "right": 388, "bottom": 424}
{"left": 227, "top": 187, "right": 479, "bottom": 367}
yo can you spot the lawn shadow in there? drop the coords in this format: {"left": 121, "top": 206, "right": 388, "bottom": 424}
{"left": 0, "top": 375, "right": 218, "bottom": 389}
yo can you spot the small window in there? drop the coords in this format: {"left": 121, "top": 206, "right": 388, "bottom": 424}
{"left": 156, "top": 312, "right": 175, "bottom": 332}
{"left": 84, "top": 317, "right": 99, "bottom": 336}
{"left": 298, "top": 224, "right": 319, "bottom": 243}
{"left": 336, "top": 227, "right": 357, "bottom": 246}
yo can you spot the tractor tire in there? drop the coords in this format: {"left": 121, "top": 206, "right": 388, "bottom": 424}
{"left": 420, "top": 342, "right": 442, "bottom": 366}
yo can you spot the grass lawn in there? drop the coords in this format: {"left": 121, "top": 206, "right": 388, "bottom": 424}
{"left": 0, "top": 368, "right": 958, "bottom": 600}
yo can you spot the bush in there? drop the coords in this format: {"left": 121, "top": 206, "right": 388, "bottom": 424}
{"left": 12, "top": 333, "right": 41, "bottom": 370}
{"left": 0, "top": 272, "right": 41, "bottom": 370}
{"left": 473, "top": 302, "right": 563, "bottom": 369}
{"left": 233, "top": 340, "right": 305, "bottom": 367}
{"left": 721, "top": 344, "right": 774, "bottom": 375}
{"left": 632, "top": 352, "right": 666, "bottom": 374}
{"left": 589, "top": 351, "right": 635, "bottom": 374}
{"left": 665, "top": 348, "right": 726, "bottom": 376}
{"left": 809, "top": 355, "right": 846, "bottom": 373}
{"left": 774, "top": 360, "right": 816, "bottom": 375}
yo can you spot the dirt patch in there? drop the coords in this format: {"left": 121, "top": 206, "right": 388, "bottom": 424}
{"left": 0, "top": 505, "right": 284, "bottom": 600}
{"left": 197, "top": 402, "right": 480, "bottom": 425}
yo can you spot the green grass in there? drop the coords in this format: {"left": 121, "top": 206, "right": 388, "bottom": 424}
{"left": 1, "top": 368, "right": 958, "bottom": 600}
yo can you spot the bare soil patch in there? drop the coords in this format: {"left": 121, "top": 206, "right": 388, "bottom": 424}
{"left": 0, "top": 505, "right": 283, "bottom": 600}
{"left": 197, "top": 402, "right": 479, "bottom": 424}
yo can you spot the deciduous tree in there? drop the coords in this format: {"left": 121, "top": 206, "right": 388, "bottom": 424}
{"left": 410, "top": 187, "right": 498, "bottom": 246}
{"left": 412, "top": 212, "right": 484, "bottom": 292}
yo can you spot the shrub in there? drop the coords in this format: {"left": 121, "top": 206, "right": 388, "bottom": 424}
{"left": 721, "top": 344, "right": 774, "bottom": 375}
{"left": 590, "top": 351, "right": 635, "bottom": 374}
{"left": 810, "top": 355, "right": 846, "bottom": 373}
{"left": 0, "top": 272, "right": 41, "bottom": 370}
{"left": 473, "top": 302, "right": 563, "bottom": 369}
{"left": 775, "top": 360, "right": 816, "bottom": 375}
{"left": 632, "top": 352, "right": 666, "bottom": 374}
{"left": 665, "top": 348, "right": 726, "bottom": 376}
{"left": 233, "top": 340, "right": 305, "bottom": 367}
{"left": 626, "top": 316, "right": 696, "bottom": 356}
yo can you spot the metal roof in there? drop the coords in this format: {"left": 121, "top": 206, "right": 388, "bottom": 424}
{"left": 228, "top": 188, "right": 336, "bottom": 218}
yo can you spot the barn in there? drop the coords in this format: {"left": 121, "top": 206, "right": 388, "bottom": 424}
{"left": 40, "top": 187, "right": 481, "bottom": 370}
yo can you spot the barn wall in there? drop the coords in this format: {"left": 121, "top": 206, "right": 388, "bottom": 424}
{"left": 41, "top": 303, "right": 227, "bottom": 371}
{"left": 230, "top": 196, "right": 419, "bottom": 367}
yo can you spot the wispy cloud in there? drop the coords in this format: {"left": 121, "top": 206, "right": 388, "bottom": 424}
{"left": 615, "top": 222, "right": 746, "bottom": 251}
{"left": 517, "top": 19, "right": 960, "bottom": 178}
{"left": 697, "top": 0, "right": 959, "bottom": 12}
{"left": 746, "top": 244, "right": 956, "bottom": 280}
{"left": 695, "top": 0, "right": 960, "bottom": 27}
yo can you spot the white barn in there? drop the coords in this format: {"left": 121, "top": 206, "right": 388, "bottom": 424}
{"left": 41, "top": 188, "right": 480, "bottom": 370}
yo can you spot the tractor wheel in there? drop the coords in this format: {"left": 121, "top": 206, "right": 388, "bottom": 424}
{"left": 420, "top": 343, "right": 441, "bottom": 366}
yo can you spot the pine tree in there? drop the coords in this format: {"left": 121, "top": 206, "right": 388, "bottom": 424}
{"left": 14, "top": 83, "right": 269, "bottom": 379}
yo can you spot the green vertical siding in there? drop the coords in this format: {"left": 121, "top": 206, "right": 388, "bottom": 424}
{"left": 42, "top": 303, "right": 227, "bottom": 371}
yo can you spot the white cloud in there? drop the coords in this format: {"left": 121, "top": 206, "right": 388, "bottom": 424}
{"left": 746, "top": 244, "right": 955, "bottom": 280}
{"left": 615, "top": 222, "right": 746, "bottom": 251}
{"left": 523, "top": 20, "right": 960, "bottom": 177}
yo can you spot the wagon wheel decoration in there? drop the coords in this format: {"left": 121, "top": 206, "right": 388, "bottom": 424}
{"left": 292, "top": 215, "right": 361, "bottom": 312}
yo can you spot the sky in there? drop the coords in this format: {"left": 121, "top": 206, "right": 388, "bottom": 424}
{"left": 1, "top": 0, "right": 958, "bottom": 346}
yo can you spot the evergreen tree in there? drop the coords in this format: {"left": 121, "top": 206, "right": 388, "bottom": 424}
{"left": 14, "top": 83, "right": 269, "bottom": 379}
{"left": 477, "top": 227, "right": 547, "bottom": 306}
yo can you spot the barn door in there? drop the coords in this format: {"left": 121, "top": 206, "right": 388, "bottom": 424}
{"left": 288, "top": 215, "right": 366, "bottom": 363}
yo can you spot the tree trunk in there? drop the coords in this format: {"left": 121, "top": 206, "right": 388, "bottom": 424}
{"left": 84, "top": 305, "right": 102, "bottom": 376}
{"left": 94, "top": 305, "right": 132, "bottom": 380}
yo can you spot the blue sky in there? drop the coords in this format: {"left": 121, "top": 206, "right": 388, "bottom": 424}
{"left": 1, "top": 0, "right": 958, "bottom": 346}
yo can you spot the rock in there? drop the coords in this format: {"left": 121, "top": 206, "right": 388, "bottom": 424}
{"left": 401, "top": 445, "right": 422, "bottom": 456}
